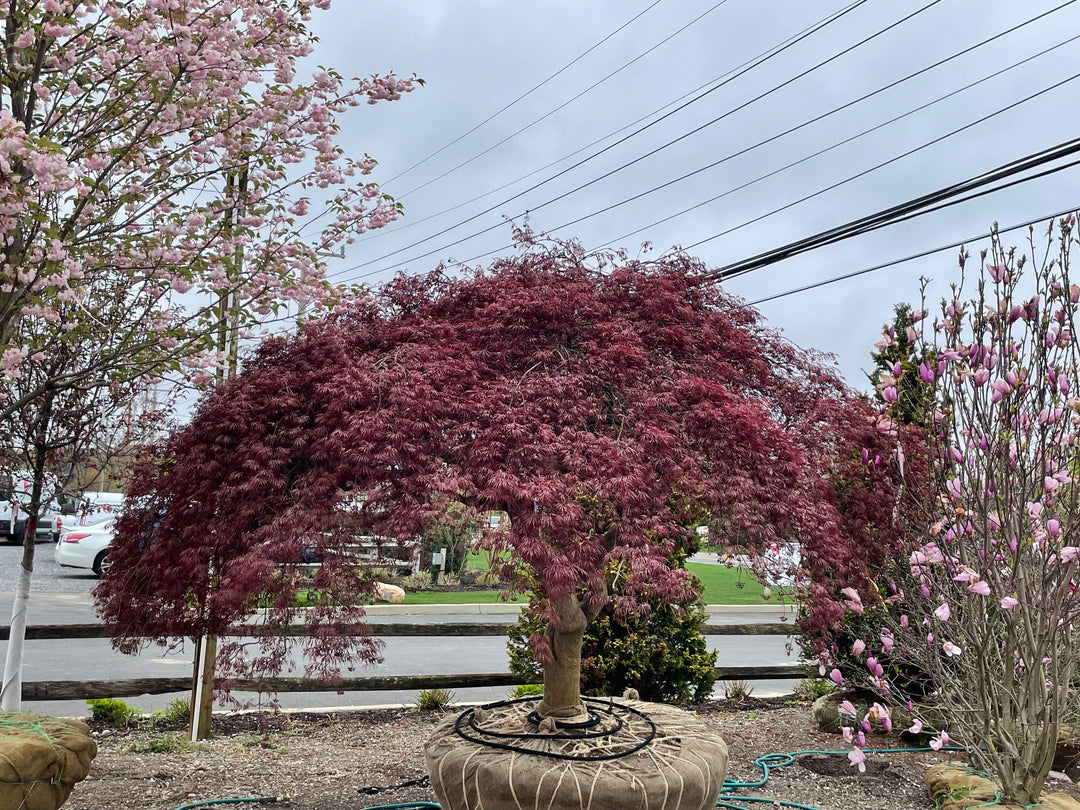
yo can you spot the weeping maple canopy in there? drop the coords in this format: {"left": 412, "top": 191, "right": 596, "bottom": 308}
{"left": 96, "top": 246, "right": 869, "bottom": 674}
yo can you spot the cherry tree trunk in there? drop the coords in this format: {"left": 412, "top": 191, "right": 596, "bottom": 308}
{"left": 537, "top": 595, "right": 588, "bottom": 720}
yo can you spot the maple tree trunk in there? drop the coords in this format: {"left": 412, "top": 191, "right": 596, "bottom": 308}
{"left": 537, "top": 594, "right": 589, "bottom": 720}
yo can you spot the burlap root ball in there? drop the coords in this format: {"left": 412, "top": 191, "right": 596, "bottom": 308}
{"left": 425, "top": 698, "right": 728, "bottom": 810}
{"left": 926, "top": 762, "right": 1080, "bottom": 810}
{"left": 0, "top": 712, "right": 97, "bottom": 810}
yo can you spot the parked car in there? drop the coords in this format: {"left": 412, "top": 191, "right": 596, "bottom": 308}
{"left": 0, "top": 471, "right": 64, "bottom": 543}
{"left": 55, "top": 520, "right": 115, "bottom": 577}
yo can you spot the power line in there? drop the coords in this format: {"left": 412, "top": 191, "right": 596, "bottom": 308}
{"left": 333, "top": 0, "right": 876, "bottom": 279}
{"left": 592, "top": 35, "right": 1080, "bottom": 253}
{"left": 547, "top": 7, "right": 1078, "bottom": 243}
{"left": 350, "top": 0, "right": 896, "bottom": 247}
{"left": 383, "top": 0, "right": 667, "bottom": 186}
{"left": 395, "top": 0, "right": 734, "bottom": 201}
{"left": 743, "top": 205, "right": 1080, "bottom": 306}
{"left": 452, "top": 112, "right": 1080, "bottom": 275}
{"left": 700, "top": 136, "right": 1080, "bottom": 283}
{"left": 685, "top": 74, "right": 1080, "bottom": 264}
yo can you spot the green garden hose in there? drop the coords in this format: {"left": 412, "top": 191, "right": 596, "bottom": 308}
{"left": 717, "top": 745, "right": 963, "bottom": 810}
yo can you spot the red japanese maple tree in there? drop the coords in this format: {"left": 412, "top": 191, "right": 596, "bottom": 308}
{"left": 96, "top": 244, "right": 867, "bottom": 717}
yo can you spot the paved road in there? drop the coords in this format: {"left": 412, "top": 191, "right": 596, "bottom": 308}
{"left": 0, "top": 543, "right": 802, "bottom": 717}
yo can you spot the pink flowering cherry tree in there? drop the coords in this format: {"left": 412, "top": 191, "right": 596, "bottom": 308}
{"left": 0, "top": 0, "right": 415, "bottom": 711}
{"left": 851, "top": 218, "right": 1080, "bottom": 803}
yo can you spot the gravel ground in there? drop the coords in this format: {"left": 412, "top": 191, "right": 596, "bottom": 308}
{"left": 58, "top": 695, "right": 1068, "bottom": 810}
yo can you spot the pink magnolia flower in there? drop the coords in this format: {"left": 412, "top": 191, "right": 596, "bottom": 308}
{"left": 946, "top": 477, "right": 962, "bottom": 500}
{"left": 842, "top": 726, "right": 854, "bottom": 743}
{"left": 866, "top": 657, "right": 884, "bottom": 679}
{"left": 968, "top": 581, "right": 991, "bottom": 596}
{"left": 838, "top": 700, "right": 857, "bottom": 718}
{"left": 841, "top": 587, "right": 863, "bottom": 614}
{"left": 1060, "top": 547, "right": 1079, "bottom": 564}
{"left": 852, "top": 640, "right": 865, "bottom": 656}
{"left": 882, "top": 386, "right": 898, "bottom": 403}
{"left": 880, "top": 629, "right": 894, "bottom": 652}
{"left": 934, "top": 602, "right": 951, "bottom": 621}
{"left": 1048, "top": 519, "right": 1061, "bottom": 536}
{"left": 908, "top": 718, "right": 923, "bottom": 734}
{"left": 829, "top": 669, "right": 843, "bottom": 687}
{"left": 943, "top": 641, "right": 962, "bottom": 657}
{"left": 1000, "top": 596, "right": 1019, "bottom": 609}
{"left": 929, "top": 731, "right": 950, "bottom": 751}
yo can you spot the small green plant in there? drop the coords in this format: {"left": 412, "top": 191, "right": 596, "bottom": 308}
{"left": 721, "top": 680, "right": 755, "bottom": 703}
{"left": 88, "top": 697, "right": 142, "bottom": 726}
{"left": 403, "top": 571, "right": 432, "bottom": 592}
{"left": 414, "top": 688, "right": 455, "bottom": 711}
{"left": 507, "top": 683, "right": 543, "bottom": 700}
{"left": 932, "top": 784, "right": 971, "bottom": 810}
{"left": 127, "top": 734, "right": 209, "bottom": 754}
{"left": 160, "top": 697, "right": 191, "bottom": 725}
{"left": 793, "top": 676, "right": 837, "bottom": 702}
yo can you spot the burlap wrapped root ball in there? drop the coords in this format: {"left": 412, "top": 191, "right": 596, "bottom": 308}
{"left": 0, "top": 713, "right": 97, "bottom": 810}
{"left": 425, "top": 698, "right": 728, "bottom": 810}
{"left": 926, "top": 762, "right": 1080, "bottom": 810}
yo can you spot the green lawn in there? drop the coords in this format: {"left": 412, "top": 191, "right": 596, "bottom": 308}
{"left": 402, "top": 554, "right": 794, "bottom": 606}
{"left": 686, "top": 561, "right": 795, "bottom": 605}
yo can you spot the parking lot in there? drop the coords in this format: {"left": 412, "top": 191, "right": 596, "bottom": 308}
{"left": 0, "top": 538, "right": 98, "bottom": 594}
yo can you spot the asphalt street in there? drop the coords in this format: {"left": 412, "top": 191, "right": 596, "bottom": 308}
{"left": 0, "top": 541, "right": 802, "bottom": 717}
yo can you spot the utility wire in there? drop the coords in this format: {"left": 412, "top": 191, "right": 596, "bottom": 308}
{"left": 689, "top": 76, "right": 1080, "bottom": 272}
{"left": 743, "top": 205, "right": 1080, "bottom": 306}
{"left": 333, "top": 0, "right": 875, "bottom": 278}
{"left": 354, "top": 3, "right": 1063, "bottom": 281}
{"left": 351, "top": 0, "right": 895, "bottom": 246}
{"left": 447, "top": 116, "right": 1080, "bottom": 273}
{"left": 719, "top": 152, "right": 1080, "bottom": 283}
{"left": 591, "top": 30, "right": 1080, "bottom": 253}
{"left": 546, "top": 7, "right": 1078, "bottom": 243}
{"left": 395, "top": 0, "right": 733, "bottom": 200}
{"left": 383, "top": 0, "right": 667, "bottom": 186}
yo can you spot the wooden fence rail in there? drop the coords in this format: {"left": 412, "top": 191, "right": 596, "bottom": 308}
{"left": 0, "top": 622, "right": 794, "bottom": 641}
{"left": 7, "top": 620, "right": 806, "bottom": 702}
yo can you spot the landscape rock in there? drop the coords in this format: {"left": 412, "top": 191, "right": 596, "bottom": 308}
{"left": 374, "top": 582, "right": 405, "bottom": 603}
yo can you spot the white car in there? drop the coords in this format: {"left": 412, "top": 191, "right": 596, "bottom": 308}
{"left": 55, "top": 520, "right": 115, "bottom": 577}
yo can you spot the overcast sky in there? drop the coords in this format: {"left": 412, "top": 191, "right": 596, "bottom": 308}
{"left": 299, "top": 0, "right": 1080, "bottom": 391}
